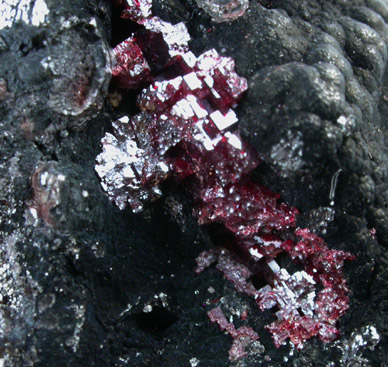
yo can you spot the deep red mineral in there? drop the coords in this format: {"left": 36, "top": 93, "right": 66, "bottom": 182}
{"left": 112, "top": 38, "right": 152, "bottom": 89}
{"left": 96, "top": 0, "right": 354, "bottom": 357}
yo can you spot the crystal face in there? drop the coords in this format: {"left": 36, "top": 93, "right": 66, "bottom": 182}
{"left": 96, "top": 0, "right": 354, "bottom": 356}
{"left": 197, "top": 183, "right": 299, "bottom": 237}
{"left": 97, "top": 11, "right": 248, "bottom": 211}
{"left": 112, "top": 38, "right": 152, "bottom": 89}
{"left": 194, "top": 0, "right": 249, "bottom": 23}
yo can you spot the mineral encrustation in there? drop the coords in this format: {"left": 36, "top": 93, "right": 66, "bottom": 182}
{"left": 95, "top": 0, "right": 355, "bottom": 356}
{"left": 3, "top": 0, "right": 388, "bottom": 366}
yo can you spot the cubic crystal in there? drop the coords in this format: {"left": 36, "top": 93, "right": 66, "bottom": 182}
{"left": 97, "top": 0, "right": 355, "bottom": 354}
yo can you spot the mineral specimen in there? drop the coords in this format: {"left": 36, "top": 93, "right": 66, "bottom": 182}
{"left": 97, "top": 10, "right": 248, "bottom": 211}
{"left": 112, "top": 38, "right": 152, "bottom": 89}
{"left": 197, "top": 238, "right": 354, "bottom": 349}
{"left": 96, "top": 0, "right": 354, "bottom": 355}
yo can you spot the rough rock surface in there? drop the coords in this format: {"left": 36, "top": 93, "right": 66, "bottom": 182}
{"left": 1, "top": 0, "right": 387, "bottom": 366}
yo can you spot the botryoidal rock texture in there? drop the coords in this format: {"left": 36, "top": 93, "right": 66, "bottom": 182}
{"left": 0, "top": 1, "right": 387, "bottom": 367}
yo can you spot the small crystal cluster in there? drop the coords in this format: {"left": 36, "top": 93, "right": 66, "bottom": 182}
{"left": 196, "top": 230, "right": 354, "bottom": 349}
{"left": 97, "top": 0, "right": 250, "bottom": 212}
{"left": 96, "top": 0, "right": 354, "bottom": 355}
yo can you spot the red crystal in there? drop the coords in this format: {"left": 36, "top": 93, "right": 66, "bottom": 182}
{"left": 98, "top": 36, "right": 250, "bottom": 209}
{"left": 97, "top": 0, "right": 355, "bottom": 355}
{"left": 196, "top": 231, "right": 353, "bottom": 349}
{"left": 112, "top": 37, "right": 152, "bottom": 89}
{"left": 112, "top": 0, "right": 190, "bottom": 86}
{"left": 198, "top": 183, "right": 298, "bottom": 237}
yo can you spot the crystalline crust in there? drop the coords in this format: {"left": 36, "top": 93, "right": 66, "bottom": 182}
{"left": 97, "top": 0, "right": 355, "bottom": 354}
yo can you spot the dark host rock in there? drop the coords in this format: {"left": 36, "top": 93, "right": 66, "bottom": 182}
{"left": 0, "top": 1, "right": 387, "bottom": 367}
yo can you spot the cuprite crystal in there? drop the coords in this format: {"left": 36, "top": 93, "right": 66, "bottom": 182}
{"left": 197, "top": 183, "right": 299, "bottom": 237}
{"left": 96, "top": 0, "right": 355, "bottom": 355}
{"left": 112, "top": 0, "right": 191, "bottom": 86}
{"left": 112, "top": 37, "right": 152, "bottom": 89}
{"left": 197, "top": 233, "right": 353, "bottom": 349}
{"left": 98, "top": 19, "right": 249, "bottom": 211}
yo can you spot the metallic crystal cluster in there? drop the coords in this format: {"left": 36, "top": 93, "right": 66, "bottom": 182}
{"left": 96, "top": 0, "right": 354, "bottom": 356}
{"left": 97, "top": 0, "right": 249, "bottom": 212}
{"left": 196, "top": 230, "right": 354, "bottom": 350}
